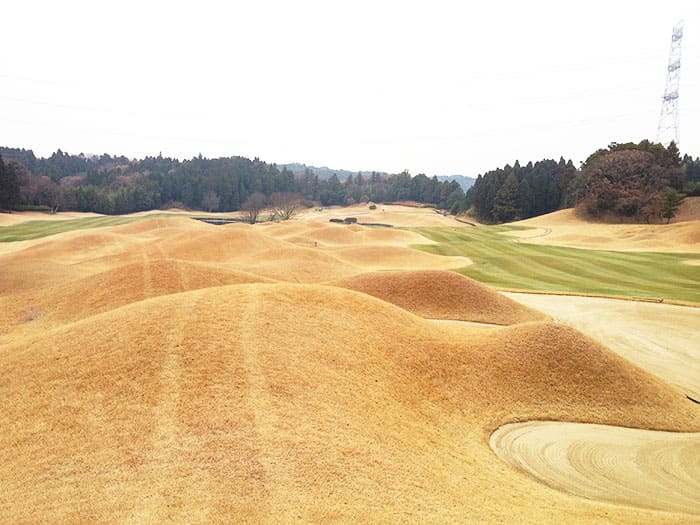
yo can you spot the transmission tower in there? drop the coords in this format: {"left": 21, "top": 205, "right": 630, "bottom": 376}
{"left": 657, "top": 20, "right": 683, "bottom": 147}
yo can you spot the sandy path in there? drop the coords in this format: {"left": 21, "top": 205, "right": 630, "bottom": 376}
{"left": 490, "top": 421, "right": 700, "bottom": 515}
{"left": 503, "top": 293, "right": 700, "bottom": 400}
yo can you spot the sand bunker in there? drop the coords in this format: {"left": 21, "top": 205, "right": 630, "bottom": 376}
{"left": 338, "top": 270, "right": 545, "bottom": 325}
{"left": 491, "top": 421, "right": 700, "bottom": 515}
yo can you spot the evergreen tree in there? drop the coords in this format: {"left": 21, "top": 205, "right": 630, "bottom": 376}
{"left": 492, "top": 173, "right": 520, "bottom": 222}
{"left": 0, "top": 156, "right": 21, "bottom": 212}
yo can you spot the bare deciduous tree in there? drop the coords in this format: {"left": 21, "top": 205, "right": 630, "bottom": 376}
{"left": 270, "top": 192, "right": 303, "bottom": 221}
{"left": 242, "top": 192, "right": 266, "bottom": 224}
{"left": 202, "top": 190, "right": 220, "bottom": 212}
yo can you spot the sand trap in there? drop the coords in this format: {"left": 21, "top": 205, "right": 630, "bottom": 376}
{"left": 337, "top": 270, "right": 545, "bottom": 325}
{"left": 504, "top": 293, "right": 700, "bottom": 399}
{"left": 491, "top": 421, "right": 700, "bottom": 515}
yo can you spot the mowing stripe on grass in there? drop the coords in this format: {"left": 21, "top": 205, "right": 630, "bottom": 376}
{"left": 412, "top": 226, "right": 700, "bottom": 304}
{"left": 0, "top": 214, "right": 183, "bottom": 242}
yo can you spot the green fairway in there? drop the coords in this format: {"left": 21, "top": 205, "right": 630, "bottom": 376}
{"left": 412, "top": 226, "right": 700, "bottom": 304}
{"left": 0, "top": 214, "right": 179, "bottom": 242}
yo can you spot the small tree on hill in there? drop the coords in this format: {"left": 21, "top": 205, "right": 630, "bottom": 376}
{"left": 661, "top": 190, "right": 684, "bottom": 223}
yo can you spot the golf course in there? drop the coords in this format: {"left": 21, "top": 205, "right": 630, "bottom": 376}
{"left": 0, "top": 202, "right": 698, "bottom": 523}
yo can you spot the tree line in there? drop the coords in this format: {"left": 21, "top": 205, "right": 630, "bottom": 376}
{"left": 0, "top": 148, "right": 467, "bottom": 215}
{"left": 2, "top": 141, "right": 697, "bottom": 222}
{"left": 468, "top": 141, "right": 697, "bottom": 223}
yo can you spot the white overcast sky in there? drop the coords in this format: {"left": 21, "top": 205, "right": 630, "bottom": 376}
{"left": 1, "top": 0, "right": 698, "bottom": 176}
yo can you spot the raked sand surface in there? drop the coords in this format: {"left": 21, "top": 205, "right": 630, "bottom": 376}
{"left": 1, "top": 205, "right": 699, "bottom": 523}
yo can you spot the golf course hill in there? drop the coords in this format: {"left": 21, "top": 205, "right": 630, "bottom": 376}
{"left": 509, "top": 197, "right": 700, "bottom": 253}
{"left": 337, "top": 269, "right": 546, "bottom": 325}
{"left": 1, "top": 283, "right": 698, "bottom": 523}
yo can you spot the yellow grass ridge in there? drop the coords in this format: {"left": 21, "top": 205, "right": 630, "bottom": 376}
{"left": 337, "top": 269, "right": 546, "bottom": 325}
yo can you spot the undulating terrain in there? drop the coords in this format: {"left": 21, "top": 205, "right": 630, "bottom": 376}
{"left": 1, "top": 204, "right": 699, "bottom": 523}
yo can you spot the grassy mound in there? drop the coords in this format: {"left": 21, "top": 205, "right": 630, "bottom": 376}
{"left": 1, "top": 284, "right": 696, "bottom": 523}
{"left": 337, "top": 270, "right": 546, "bottom": 325}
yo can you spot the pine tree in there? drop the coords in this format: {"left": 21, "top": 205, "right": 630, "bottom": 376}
{"left": 492, "top": 173, "right": 520, "bottom": 222}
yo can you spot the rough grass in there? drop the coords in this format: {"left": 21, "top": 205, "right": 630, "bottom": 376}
{"left": 1, "top": 212, "right": 699, "bottom": 522}
{"left": 336, "top": 270, "right": 546, "bottom": 325}
{"left": 1, "top": 284, "right": 697, "bottom": 523}
{"left": 0, "top": 214, "right": 179, "bottom": 242}
{"left": 413, "top": 225, "right": 700, "bottom": 304}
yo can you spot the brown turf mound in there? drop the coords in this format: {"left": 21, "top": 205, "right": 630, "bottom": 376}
{"left": 0, "top": 259, "right": 85, "bottom": 295}
{"left": 244, "top": 246, "right": 358, "bottom": 283}
{"left": 12, "top": 230, "right": 139, "bottom": 263}
{"left": 109, "top": 216, "right": 210, "bottom": 235}
{"left": 332, "top": 245, "right": 471, "bottom": 270}
{"left": 1, "top": 284, "right": 696, "bottom": 523}
{"left": 336, "top": 270, "right": 546, "bottom": 325}
{"left": 280, "top": 222, "right": 432, "bottom": 249}
{"left": 155, "top": 224, "right": 287, "bottom": 262}
{"left": 3, "top": 259, "right": 272, "bottom": 331}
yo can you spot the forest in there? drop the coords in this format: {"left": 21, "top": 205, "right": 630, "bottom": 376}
{"left": 0, "top": 148, "right": 466, "bottom": 215}
{"left": 1, "top": 141, "right": 699, "bottom": 223}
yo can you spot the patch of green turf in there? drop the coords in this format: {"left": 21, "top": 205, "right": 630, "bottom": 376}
{"left": 0, "top": 214, "right": 181, "bottom": 242}
{"left": 412, "top": 226, "right": 700, "bottom": 304}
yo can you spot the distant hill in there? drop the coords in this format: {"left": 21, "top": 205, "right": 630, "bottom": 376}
{"left": 282, "top": 163, "right": 475, "bottom": 191}
{"left": 436, "top": 175, "right": 475, "bottom": 192}
{"left": 281, "top": 163, "right": 385, "bottom": 181}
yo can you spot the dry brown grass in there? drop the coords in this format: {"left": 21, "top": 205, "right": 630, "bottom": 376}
{"left": 512, "top": 205, "right": 700, "bottom": 253}
{"left": 1, "top": 210, "right": 698, "bottom": 523}
{"left": 2, "top": 284, "right": 698, "bottom": 523}
{"left": 675, "top": 195, "right": 700, "bottom": 222}
{"left": 337, "top": 270, "right": 546, "bottom": 325}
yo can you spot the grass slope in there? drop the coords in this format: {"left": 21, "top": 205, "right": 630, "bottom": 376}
{"left": 414, "top": 225, "right": 700, "bottom": 304}
{"left": 2, "top": 284, "right": 697, "bottom": 523}
{"left": 0, "top": 214, "right": 178, "bottom": 242}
